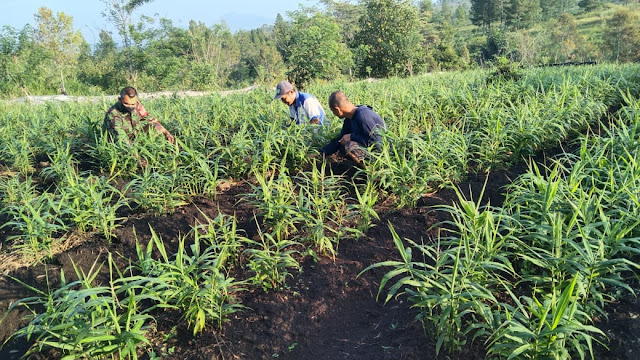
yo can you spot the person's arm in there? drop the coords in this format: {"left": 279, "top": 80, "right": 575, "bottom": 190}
{"left": 147, "top": 120, "right": 175, "bottom": 144}
{"left": 138, "top": 102, "right": 175, "bottom": 143}
{"left": 302, "top": 96, "right": 325, "bottom": 125}
{"left": 321, "top": 120, "right": 350, "bottom": 155}
{"left": 320, "top": 139, "right": 341, "bottom": 155}
{"left": 135, "top": 101, "right": 149, "bottom": 117}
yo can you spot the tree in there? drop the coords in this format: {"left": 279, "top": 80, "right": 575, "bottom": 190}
{"left": 454, "top": 5, "right": 469, "bottom": 26}
{"left": 470, "top": 0, "right": 504, "bottom": 30}
{"left": 438, "top": 19, "right": 456, "bottom": 45}
{"left": 603, "top": 8, "right": 640, "bottom": 62}
{"left": 183, "top": 21, "right": 237, "bottom": 89}
{"left": 286, "top": 12, "right": 352, "bottom": 88}
{"left": 34, "top": 7, "right": 84, "bottom": 94}
{"left": 506, "top": 0, "right": 541, "bottom": 30}
{"left": 435, "top": 44, "right": 461, "bottom": 70}
{"left": 435, "top": 0, "right": 454, "bottom": 24}
{"left": 550, "top": 13, "right": 581, "bottom": 62}
{"left": 417, "top": 0, "right": 433, "bottom": 13}
{"left": 230, "top": 28, "right": 285, "bottom": 86}
{"left": 417, "top": 0, "right": 436, "bottom": 36}
{"left": 578, "top": 0, "right": 601, "bottom": 12}
{"left": 132, "top": 17, "right": 193, "bottom": 90}
{"left": 318, "top": 0, "right": 363, "bottom": 45}
{"left": 102, "top": 0, "right": 154, "bottom": 83}
{"left": 354, "top": 0, "right": 424, "bottom": 77}
{"left": 459, "top": 43, "right": 471, "bottom": 66}
{"left": 540, "top": 0, "right": 578, "bottom": 17}
{"left": 482, "top": 28, "right": 509, "bottom": 61}
{"left": 95, "top": 30, "right": 118, "bottom": 59}
{"left": 0, "top": 25, "right": 34, "bottom": 96}
{"left": 273, "top": 14, "right": 291, "bottom": 63}
{"left": 507, "top": 29, "right": 541, "bottom": 65}
{"left": 79, "top": 30, "right": 122, "bottom": 92}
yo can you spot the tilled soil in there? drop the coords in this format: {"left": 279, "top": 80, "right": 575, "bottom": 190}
{"left": 0, "top": 160, "right": 638, "bottom": 360}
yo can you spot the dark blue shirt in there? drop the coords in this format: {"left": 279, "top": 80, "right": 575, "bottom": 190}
{"left": 321, "top": 105, "right": 387, "bottom": 155}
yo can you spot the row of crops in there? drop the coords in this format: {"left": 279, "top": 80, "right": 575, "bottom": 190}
{"left": 1, "top": 63, "right": 639, "bottom": 358}
{"left": 372, "top": 96, "right": 640, "bottom": 358}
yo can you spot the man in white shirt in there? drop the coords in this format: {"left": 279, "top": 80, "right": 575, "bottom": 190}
{"left": 273, "top": 80, "right": 327, "bottom": 126}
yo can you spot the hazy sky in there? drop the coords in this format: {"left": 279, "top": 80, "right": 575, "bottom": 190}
{"left": 1, "top": 0, "right": 315, "bottom": 44}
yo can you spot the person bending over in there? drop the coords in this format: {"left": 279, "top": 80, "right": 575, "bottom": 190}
{"left": 320, "top": 91, "right": 387, "bottom": 167}
{"left": 273, "top": 80, "right": 327, "bottom": 126}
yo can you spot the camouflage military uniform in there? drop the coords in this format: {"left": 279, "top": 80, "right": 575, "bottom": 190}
{"left": 103, "top": 101, "right": 167, "bottom": 142}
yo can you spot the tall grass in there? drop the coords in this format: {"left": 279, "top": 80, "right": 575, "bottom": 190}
{"left": 367, "top": 93, "right": 640, "bottom": 358}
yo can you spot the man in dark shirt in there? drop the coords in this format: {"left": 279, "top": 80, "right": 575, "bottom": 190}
{"left": 320, "top": 91, "right": 387, "bottom": 167}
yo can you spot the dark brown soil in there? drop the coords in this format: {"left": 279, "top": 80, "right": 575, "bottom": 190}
{"left": 0, "top": 158, "right": 639, "bottom": 360}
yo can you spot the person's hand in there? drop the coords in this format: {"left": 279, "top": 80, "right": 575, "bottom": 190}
{"left": 281, "top": 118, "right": 295, "bottom": 129}
{"left": 165, "top": 132, "right": 175, "bottom": 144}
{"left": 339, "top": 133, "right": 351, "bottom": 145}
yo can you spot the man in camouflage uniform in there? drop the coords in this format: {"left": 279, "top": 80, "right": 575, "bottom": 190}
{"left": 103, "top": 86, "right": 175, "bottom": 144}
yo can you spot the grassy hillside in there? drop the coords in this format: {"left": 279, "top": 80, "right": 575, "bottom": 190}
{"left": 456, "top": 3, "right": 640, "bottom": 65}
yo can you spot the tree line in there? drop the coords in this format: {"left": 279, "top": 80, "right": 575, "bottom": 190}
{"left": 0, "top": 0, "right": 638, "bottom": 98}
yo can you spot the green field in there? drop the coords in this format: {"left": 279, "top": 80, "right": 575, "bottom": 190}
{"left": 1, "top": 63, "right": 640, "bottom": 359}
